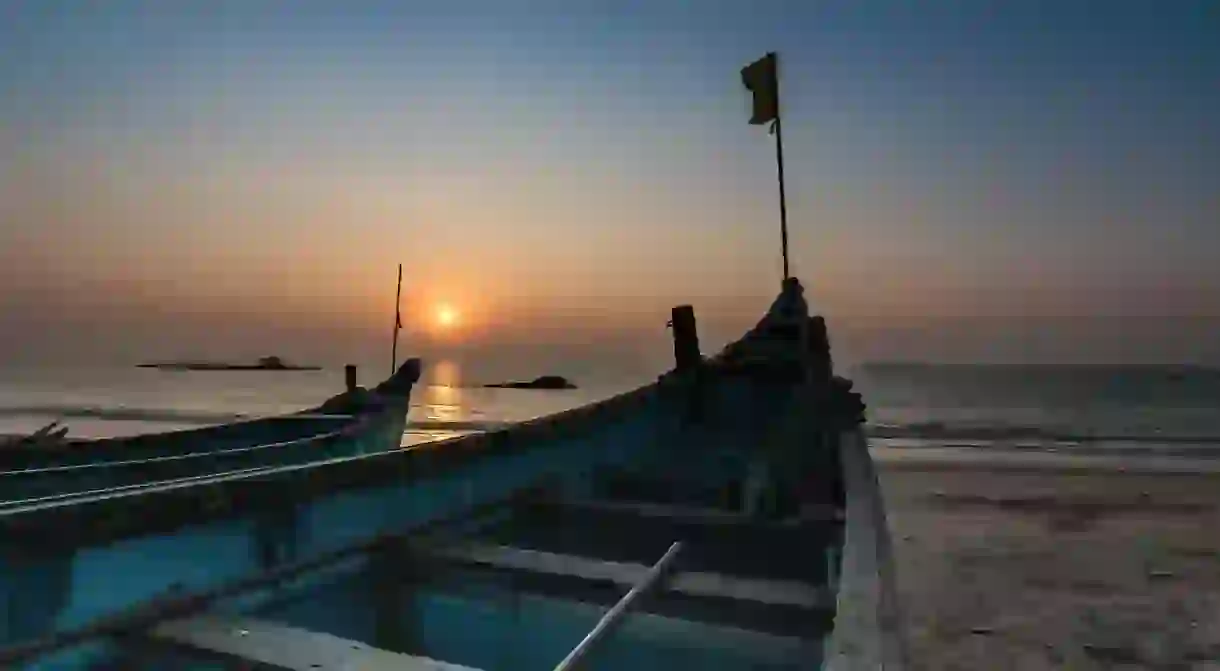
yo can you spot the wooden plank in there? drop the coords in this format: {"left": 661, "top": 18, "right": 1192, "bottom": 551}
{"left": 409, "top": 539, "right": 833, "bottom": 609}
{"left": 553, "top": 498, "right": 842, "bottom": 525}
{"left": 149, "top": 615, "right": 481, "bottom": 670}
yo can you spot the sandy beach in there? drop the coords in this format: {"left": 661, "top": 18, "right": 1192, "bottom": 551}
{"left": 878, "top": 452, "right": 1220, "bottom": 670}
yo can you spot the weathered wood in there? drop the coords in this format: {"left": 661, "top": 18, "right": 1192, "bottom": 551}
{"left": 824, "top": 428, "right": 909, "bottom": 670}
{"left": 370, "top": 530, "right": 413, "bottom": 653}
{"left": 148, "top": 615, "right": 481, "bottom": 670}
{"left": 0, "top": 490, "right": 540, "bottom": 668}
{"left": 545, "top": 498, "right": 841, "bottom": 526}
{"left": 669, "top": 305, "right": 701, "bottom": 372}
{"left": 406, "top": 539, "right": 833, "bottom": 609}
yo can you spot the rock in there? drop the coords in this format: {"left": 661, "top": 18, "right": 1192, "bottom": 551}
{"left": 137, "top": 356, "right": 321, "bottom": 371}
{"left": 484, "top": 376, "right": 577, "bottom": 390}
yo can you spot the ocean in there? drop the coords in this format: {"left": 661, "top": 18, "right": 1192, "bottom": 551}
{"left": 1, "top": 362, "right": 1218, "bottom": 456}
{"left": 852, "top": 363, "right": 1220, "bottom": 457}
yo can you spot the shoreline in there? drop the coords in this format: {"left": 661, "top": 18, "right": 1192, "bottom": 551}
{"left": 877, "top": 452, "right": 1220, "bottom": 670}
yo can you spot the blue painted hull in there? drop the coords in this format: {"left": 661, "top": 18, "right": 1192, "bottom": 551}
{"left": 0, "top": 282, "right": 904, "bottom": 670}
{"left": 0, "top": 363, "right": 422, "bottom": 511}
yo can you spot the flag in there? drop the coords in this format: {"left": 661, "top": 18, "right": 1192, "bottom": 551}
{"left": 741, "top": 52, "right": 779, "bottom": 125}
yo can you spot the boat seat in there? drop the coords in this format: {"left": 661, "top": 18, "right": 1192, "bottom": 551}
{"left": 145, "top": 615, "right": 482, "bottom": 670}
{"left": 407, "top": 539, "right": 831, "bottom": 610}
{"left": 486, "top": 497, "right": 840, "bottom": 584}
{"left": 397, "top": 536, "right": 836, "bottom": 640}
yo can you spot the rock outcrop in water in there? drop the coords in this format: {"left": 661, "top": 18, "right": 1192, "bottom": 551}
{"left": 484, "top": 375, "right": 577, "bottom": 390}
{"left": 137, "top": 356, "right": 321, "bottom": 371}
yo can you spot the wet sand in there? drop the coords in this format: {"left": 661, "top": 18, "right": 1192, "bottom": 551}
{"left": 878, "top": 453, "right": 1220, "bottom": 670}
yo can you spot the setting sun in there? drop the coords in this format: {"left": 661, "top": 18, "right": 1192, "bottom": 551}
{"left": 436, "top": 305, "right": 458, "bottom": 328}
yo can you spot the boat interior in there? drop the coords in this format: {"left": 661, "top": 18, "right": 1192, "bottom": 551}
{"left": 58, "top": 453, "right": 845, "bottom": 671}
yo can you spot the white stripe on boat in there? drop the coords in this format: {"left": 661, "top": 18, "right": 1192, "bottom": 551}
{"left": 150, "top": 615, "right": 482, "bottom": 670}
{"left": 409, "top": 539, "right": 833, "bottom": 609}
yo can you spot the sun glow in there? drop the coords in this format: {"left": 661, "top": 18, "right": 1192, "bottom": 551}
{"left": 435, "top": 305, "right": 458, "bottom": 328}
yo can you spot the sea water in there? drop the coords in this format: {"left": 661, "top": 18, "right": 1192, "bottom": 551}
{"left": 1, "top": 362, "right": 1218, "bottom": 455}
{"left": 0, "top": 363, "right": 637, "bottom": 446}
{"left": 851, "top": 363, "right": 1220, "bottom": 456}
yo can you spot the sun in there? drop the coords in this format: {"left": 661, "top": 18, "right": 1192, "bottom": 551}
{"left": 435, "top": 305, "right": 458, "bottom": 328}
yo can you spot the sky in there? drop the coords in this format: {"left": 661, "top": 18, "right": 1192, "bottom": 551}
{"left": 1, "top": 0, "right": 1218, "bottom": 374}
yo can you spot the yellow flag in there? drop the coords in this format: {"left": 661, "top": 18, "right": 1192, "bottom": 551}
{"left": 741, "top": 52, "right": 779, "bottom": 125}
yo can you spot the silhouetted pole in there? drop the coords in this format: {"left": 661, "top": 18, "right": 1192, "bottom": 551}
{"left": 390, "top": 264, "right": 403, "bottom": 376}
{"left": 773, "top": 112, "right": 790, "bottom": 280}
{"left": 670, "top": 305, "right": 701, "bottom": 372}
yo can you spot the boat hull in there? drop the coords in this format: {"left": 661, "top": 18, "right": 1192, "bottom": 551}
{"left": 0, "top": 362, "right": 421, "bottom": 508}
{"left": 0, "top": 282, "right": 904, "bottom": 670}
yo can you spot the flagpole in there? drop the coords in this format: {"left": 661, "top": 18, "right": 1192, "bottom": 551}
{"left": 773, "top": 109, "right": 790, "bottom": 281}
{"left": 390, "top": 263, "right": 402, "bottom": 375}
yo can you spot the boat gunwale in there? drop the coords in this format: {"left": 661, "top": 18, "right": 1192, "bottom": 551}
{"left": 2, "top": 409, "right": 360, "bottom": 456}
{"left": 0, "top": 422, "right": 357, "bottom": 479}
{"left": 0, "top": 414, "right": 385, "bottom": 514}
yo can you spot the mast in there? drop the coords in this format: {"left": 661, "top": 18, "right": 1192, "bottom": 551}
{"left": 773, "top": 103, "right": 790, "bottom": 280}
{"left": 390, "top": 264, "right": 403, "bottom": 375}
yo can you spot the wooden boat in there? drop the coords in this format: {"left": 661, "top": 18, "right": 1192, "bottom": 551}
{"left": 0, "top": 361, "right": 422, "bottom": 503}
{"left": 0, "top": 278, "right": 906, "bottom": 670}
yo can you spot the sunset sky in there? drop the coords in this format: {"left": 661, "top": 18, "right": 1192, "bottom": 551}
{"left": 2, "top": 1, "right": 1217, "bottom": 375}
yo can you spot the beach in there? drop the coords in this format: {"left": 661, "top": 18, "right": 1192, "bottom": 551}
{"left": 879, "top": 453, "right": 1220, "bottom": 670}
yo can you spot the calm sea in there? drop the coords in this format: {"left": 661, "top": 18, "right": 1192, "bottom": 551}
{"left": 1, "top": 362, "right": 1217, "bottom": 456}
{"left": 850, "top": 363, "right": 1220, "bottom": 456}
